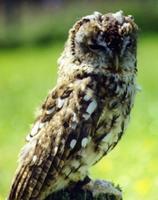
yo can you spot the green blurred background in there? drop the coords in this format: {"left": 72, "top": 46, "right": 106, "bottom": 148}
{"left": 0, "top": 0, "right": 158, "bottom": 199}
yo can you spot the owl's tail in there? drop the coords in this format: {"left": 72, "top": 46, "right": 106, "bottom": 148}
{"left": 7, "top": 163, "right": 42, "bottom": 200}
{"left": 7, "top": 161, "right": 54, "bottom": 200}
{"left": 7, "top": 165, "right": 29, "bottom": 200}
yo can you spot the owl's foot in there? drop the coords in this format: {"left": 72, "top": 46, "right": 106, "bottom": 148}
{"left": 82, "top": 179, "right": 122, "bottom": 200}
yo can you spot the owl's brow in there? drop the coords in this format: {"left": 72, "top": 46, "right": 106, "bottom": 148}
{"left": 69, "top": 18, "right": 90, "bottom": 56}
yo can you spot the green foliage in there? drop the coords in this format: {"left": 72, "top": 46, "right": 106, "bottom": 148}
{"left": 0, "top": 35, "right": 158, "bottom": 200}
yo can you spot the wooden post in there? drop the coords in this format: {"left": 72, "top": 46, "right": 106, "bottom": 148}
{"left": 45, "top": 179, "right": 123, "bottom": 200}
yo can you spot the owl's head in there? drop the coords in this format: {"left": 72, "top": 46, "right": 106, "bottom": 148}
{"left": 67, "top": 11, "right": 138, "bottom": 73}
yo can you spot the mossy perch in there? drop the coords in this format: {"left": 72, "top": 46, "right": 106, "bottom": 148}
{"left": 45, "top": 179, "right": 123, "bottom": 200}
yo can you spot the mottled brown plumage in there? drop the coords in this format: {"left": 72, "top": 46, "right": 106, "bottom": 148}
{"left": 8, "top": 11, "right": 138, "bottom": 200}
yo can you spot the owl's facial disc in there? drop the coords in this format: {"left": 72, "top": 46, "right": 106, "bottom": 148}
{"left": 73, "top": 11, "right": 138, "bottom": 72}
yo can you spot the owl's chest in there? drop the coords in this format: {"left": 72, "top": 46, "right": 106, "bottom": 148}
{"left": 80, "top": 81, "right": 135, "bottom": 165}
{"left": 96, "top": 79, "right": 135, "bottom": 144}
{"left": 94, "top": 103, "right": 128, "bottom": 152}
{"left": 64, "top": 77, "right": 135, "bottom": 183}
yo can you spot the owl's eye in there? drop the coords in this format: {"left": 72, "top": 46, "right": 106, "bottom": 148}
{"left": 88, "top": 44, "right": 101, "bottom": 50}
{"left": 88, "top": 44, "right": 106, "bottom": 52}
{"left": 123, "top": 36, "right": 132, "bottom": 49}
{"left": 126, "top": 41, "right": 132, "bottom": 48}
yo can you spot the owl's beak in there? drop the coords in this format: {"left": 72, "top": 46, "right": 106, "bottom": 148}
{"left": 113, "top": 54, "right": 119, "bottom": 71}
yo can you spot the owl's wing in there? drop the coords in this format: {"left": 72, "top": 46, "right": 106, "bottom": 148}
{"left": 8, "top": 76, "right": 105, "bottom": 200}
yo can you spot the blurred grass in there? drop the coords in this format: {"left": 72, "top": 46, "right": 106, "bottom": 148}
{"left": 0, "top": 34, "right": 158, "bottom": 200}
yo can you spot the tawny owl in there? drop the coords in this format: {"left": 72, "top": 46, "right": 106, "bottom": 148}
{"left": 8, "top": 11, "right": 138, "bottom": 200}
